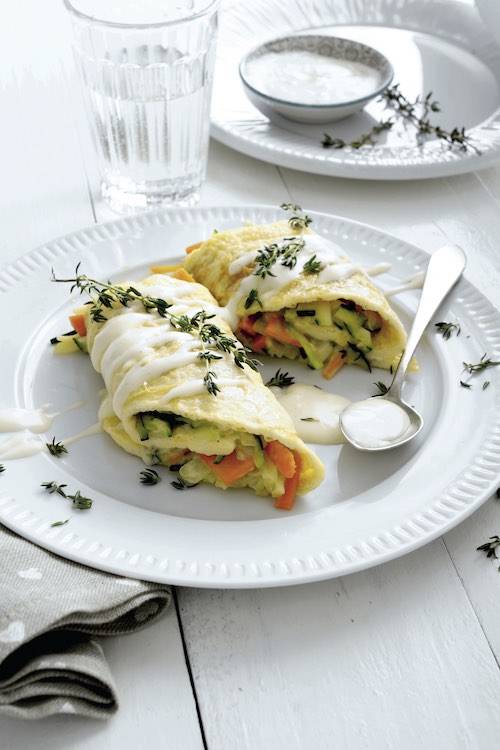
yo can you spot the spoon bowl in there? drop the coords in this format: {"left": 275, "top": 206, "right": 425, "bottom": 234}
{"left": 340, "top": 244, "right": 467, "bottom": 451}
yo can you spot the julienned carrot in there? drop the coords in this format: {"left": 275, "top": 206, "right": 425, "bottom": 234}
{"left": 185, "top": 241, "right": 202, "bottom": 254}
{"left": 238, "top": 316, "right": 257, "bottom": 334}
{"left": 69, "top": 314, "right": 87, "bottom": 338}
{"left": 171, "top": 268, "right": 196, "bottom": 283}
{"left": 150, "top": 263, "right": 183, "bottom": 274}
{"left": 200, "top": 452, "right": 255, "bottom": 485}
{"left": 323, "top": 350, "right": 346, "bottom": 380}
{"left": 264, "top": 440, "right": 296, "bottom": 478}
{"left": 251, "top": 334, "right": 267, "bottom": 352}
{"left": 263, "top": 314, "right": 300, "bottom": 347}
{"left": 275, "top": 453, "right": 302, "bottom": 510}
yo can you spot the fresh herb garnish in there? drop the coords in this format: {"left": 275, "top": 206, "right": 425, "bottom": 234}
{"left": 214, "top": 455, "right": 225, "bottom": 464}
{"left": 244, "top": 288, "right": 262, "bottom": 310}
{"left": 68, "top": 490, "right": 93, "bottom": 510}
{"left": 496, "top": 488, "right": 500, "bottom": 499}
{"left": 373, "top": 381, "right": 389, "bottom": 395}
{"left": 322, "top": 85, "right": 480, "bottom": 154}
{"left": 140, "top": 468, "right": 161, "bottom": 486}
{"left": 483, "top": 381, "right": 490, "bottom": 390}
{"left": 300, "top": 417, "right": 319, "bottom": 422}
{"left": 462, "top": 354, "right": 500, "bottom": 374}
{"left": 46, "top": 438, "right": 68, "bottom": 458}
{"left": 477, "top": 535, "right": 500, "bottom": 568}
{"left": 41, "top": 480, "right": 68, "bottom": 497}
{"left": 265, "top": 369, "right": 295, "bottom": 389}
{"left": 281, "top": 203, "right": 312, "bottom": 230}
{"left": 322, "top": 120, "right": 393, "bottom": 150}
{"left": 51, "top": 519, "right": 69, "bottom": 528}
{"left": 435, "top": 321, "right": 461, "bottom": 340}
{"left": 52, "top": 266, "right": 259, "bottom": 395}
{"left": 460, "top": 380, "right": 472, "bottom": 389}
{"left": 171, "top": 477, "right": 199, "bottom": 491}
{"left": 302, "top": 255, "right": 323, "bottom": 274}
{"left": 0, "top": 465, "right": 4, "bottom": 474}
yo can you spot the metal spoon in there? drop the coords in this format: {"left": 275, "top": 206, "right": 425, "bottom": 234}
{"left": 339, "top": 244, "right": 467, "bottom": 451}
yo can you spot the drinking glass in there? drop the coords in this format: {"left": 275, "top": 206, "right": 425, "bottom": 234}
{"left": 64, "top": 0, "right": 220, "bottom": 213}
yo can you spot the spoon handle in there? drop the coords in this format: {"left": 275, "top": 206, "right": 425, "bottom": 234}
{"left": 390, "top": 244, "right": 467, "bottom": 399}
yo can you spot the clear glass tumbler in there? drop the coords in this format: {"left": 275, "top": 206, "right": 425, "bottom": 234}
{"left": 64, "top": 0, "right": 220, "bottom": 213}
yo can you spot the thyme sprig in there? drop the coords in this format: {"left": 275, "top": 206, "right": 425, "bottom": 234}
{"left": 322, "top": 120, "right": 393, "bottom": 150}
{"left": 46, "top": 438, "right": 68, "bottom": 458}
{"left": 462, "top": 354, "right": 500, "bottom": 374}
{"left": 477, "top": 535, "right": 500, "bottom": 569}
{"left": 322, "top": 84, "right": 480, "bottom": 154}
{"left": 41, "top": 481, "right": 68, "bottom": 497}
{"left": 52, "top": 266, "right": 259, "bottom": 395}
{"left": 0, "top": 465, "right": 4, "bottom": 474}
{"left": 68, "top": 490, "right": 93, "bottom": 510}
{"left": 51, "top": 519, "right": 69, "bottom": 527}
{"left": 171, "top": 476, "right": 199, "bottom": 491}
{"left": 281, "top": 203, "right": 312, "bottom": 230}
{"left": 373, "top": 381, "right": 389, "bottom": 395}
{"left": 435, "top": 321, "right": 461, "bottom": 340}
{"left": 265, "top": 369, "right": 295, "bottom": 389}
{"left": 140, "top": 468, "right": 161, "bottom": 486}
{"left": 303, "top": 255, "right": 323, "bottom": 274}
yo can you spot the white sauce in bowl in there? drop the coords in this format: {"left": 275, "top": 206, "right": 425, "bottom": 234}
{"left": 340, "top": 398, "right": 411, "bottom": 449}
{"left": 272, "top": 383, "right": 351, "bottom": 444}
{"left": 245, "top": 51, "right": 382, "bottom": 105}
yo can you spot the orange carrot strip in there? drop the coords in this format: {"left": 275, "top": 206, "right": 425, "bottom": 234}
{"left": 171, "top": 268, "right": 196, "bottom": 283}
{"left": 275, "top": 453, "right": 302, "bottom": 510}
{"left": 200, "top": 451, "right": 255, "bottom": 486}
{"left": 150, "top": 263, "right": 183, "bottom": 274}
{"left": 238, "top": 315, "right": 257, "bottom": 334}
{"left": 251, "top": 334, "right": 267, "bottom": 352}
{"left": 263, "top": 314, "right": 300, "bottom": 347}
{"left": 69, "top": 314, "right": 87, "bottom": 338}
{"left": 264, "top": 440, "right": 296, "bottom": 479}
{"left": 185, "top": 241, "right": 202, "bottom": 254}
{"left": 323, "top": 350, "right": 346, "bottom": 380}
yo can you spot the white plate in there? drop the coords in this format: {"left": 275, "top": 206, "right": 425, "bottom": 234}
{"left": 0, "top": 205, "right": 499, "bottom": 588}
{"left": 211, "top": 0, "right": 500, "bottom": 179}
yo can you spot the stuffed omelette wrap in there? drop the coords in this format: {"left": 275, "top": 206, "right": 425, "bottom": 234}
{"left": 183, "top": 220, "right": 409, "bottom": 379}
{"left": 59, "top": 273, "right": 324, "bottom": 509}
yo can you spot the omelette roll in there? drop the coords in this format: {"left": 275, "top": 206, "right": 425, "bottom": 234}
{"left": 62, "top": 273, "right": 324, "bottom": 507}
{"left": 183, "top": 220, "right": 409, "bottom": 379}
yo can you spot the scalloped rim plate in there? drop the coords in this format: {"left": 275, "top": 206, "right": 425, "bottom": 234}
{"left": 211, "top": 0, "right": 500, "bottom": 179}
{"left": 0, "top": 205, "right": 499, "bottom": 587}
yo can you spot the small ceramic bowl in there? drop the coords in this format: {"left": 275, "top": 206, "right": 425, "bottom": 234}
{"left": 239, "top": 35, "right": 394, "bottom": 125}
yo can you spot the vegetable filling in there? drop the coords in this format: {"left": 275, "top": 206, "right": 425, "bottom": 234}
{"left": 237, "top": 298, "right": 383, "bottom": 379}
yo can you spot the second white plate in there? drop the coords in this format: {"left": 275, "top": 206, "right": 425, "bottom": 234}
{"left": 211, "top": 0, "right": 500, "bottom": 179}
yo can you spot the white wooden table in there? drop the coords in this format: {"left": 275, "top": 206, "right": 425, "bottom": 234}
{"left": 2, "top": 2, "right": 500, "bottom": 747}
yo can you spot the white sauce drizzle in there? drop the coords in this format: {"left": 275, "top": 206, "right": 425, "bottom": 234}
{"left": 340, "top": 398, "right": 411, "bottom": 448}
{"left": 0, "top": 405, "right": 54, "bottom": 433}
{"left": 224, "top": 233, "right": 361, "bottom": 326}
{"left": 0, "top": 433, "right": 45, "bottom": 459}
{"left": 62, "top": 422, "right": 103, "bottom": 446}
{"left": 89, "top": 276, "right": 251, "bottom": 421}
{"left": 384, "top": 271, "right": 425, "bottom": 298}
{"left": 0, "top": 400, "right": 86, "bottom": 437}
{"left": 366, "top": 262, "right": 392, "bottom": 277}
{"left": 245, "top": 51, "right": 382, "bottom": 106}
{"left": 273, "top": 384, "right": 351, "bottom": 445}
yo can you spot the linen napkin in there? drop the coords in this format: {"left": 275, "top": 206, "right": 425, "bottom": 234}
{"left": 0, "top": 524, "right": 171, "bottom": 719}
